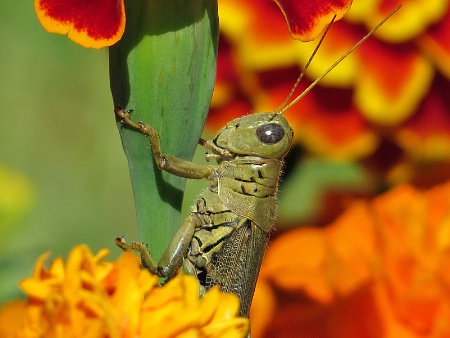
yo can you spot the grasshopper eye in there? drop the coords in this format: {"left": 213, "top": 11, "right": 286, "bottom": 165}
{"left": 256, "top": 123, "right": 285, "bottom": 144}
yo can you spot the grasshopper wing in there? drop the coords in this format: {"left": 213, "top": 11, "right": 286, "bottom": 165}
{"left": 205, "top": 218, "right": 269, "bottom": 316}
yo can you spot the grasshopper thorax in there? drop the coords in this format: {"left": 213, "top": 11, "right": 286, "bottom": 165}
{"left": 211, "top": 113, "right": 293, "bottom": 160}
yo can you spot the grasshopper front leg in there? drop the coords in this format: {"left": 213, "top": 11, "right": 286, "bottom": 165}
{"left": 114, "top": 107, "right": 214, "bottom": 278}
{"left": 115, "top": 107, "right": 214, "bottom": 179}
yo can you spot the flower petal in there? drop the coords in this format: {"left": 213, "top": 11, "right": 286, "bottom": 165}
{"left": 355, "top": 39, "right": 434, "bottom": 125}
{"left": 261, "top": 226, "right": 334, "bottom": 302}
{"left": 365, "top": 0, "right": 449, "bottom": 43}
{"left": 274, "top": 0, "right": 352, "bottom": 41}
{"left": 34, "top": 0, "right": 125, "bottom": 49}
{"left": 0, "top": 301, "right": 27, "bottom": 338}
{"left": 371, "top": 184, "right": 445, "bottom": 333}
{"left": 262, "top": 201, "right": 376, "bottom": 304}
{"left": 219, "top": 0, "right": 298, "bottom": 70}
{"left": 417, "top": 6, "right": 450, "bottom": 78}
{"left": 12, "top": 245, "right": 248, "bottom": 337}
{"left": 293, "top": 21, "right": 361, "bottom": 87}
{"left": 249, "top": 279, "right": 276, "bottom": 338}
{"left": 396, "top": 75, "right": 450, "bottom": 161}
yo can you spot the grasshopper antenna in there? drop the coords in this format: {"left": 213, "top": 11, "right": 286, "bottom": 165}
{"left": 274, "top": 15, "right": 337, "bottom": 114}
{"left": 278, "top": 5, "right": 401, "bottom": 115}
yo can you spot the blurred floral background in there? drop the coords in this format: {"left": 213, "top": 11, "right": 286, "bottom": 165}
{"left": 1, "top": 0, "right": 450, "bottom": 337}
{"left": 208, "top": 0, "right": 450, "bottom": 336}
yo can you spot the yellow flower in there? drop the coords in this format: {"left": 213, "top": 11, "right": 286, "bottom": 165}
{"left": 0, "top": 245, "right": 248, "bottom": 338}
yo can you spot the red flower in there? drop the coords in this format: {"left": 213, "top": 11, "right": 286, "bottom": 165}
{"left": 274, "top": 0, "right": 352, "bottom": 41}
{"left": 34, "top": 0, "right": 125, "bottom": 48}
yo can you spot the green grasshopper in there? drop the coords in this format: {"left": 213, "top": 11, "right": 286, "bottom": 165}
{"left": 115, "top": 7, "right": 400, "bottom": 317}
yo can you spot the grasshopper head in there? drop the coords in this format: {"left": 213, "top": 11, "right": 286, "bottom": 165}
{"left": 213, "top": 113, "right": 293, "bottom": 159}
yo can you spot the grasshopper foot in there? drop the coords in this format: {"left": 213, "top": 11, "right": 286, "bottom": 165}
{"left": 114, "top": 106, "right": 142, "bottom": 130}
{"left": 115, "top": 236, "right": 159, "bottom": 275}
{"left": 114, "top": 107, "right": 159, "bottom": 139}
{"left": 115, "top": 235, "right": 133, "bottom": 250}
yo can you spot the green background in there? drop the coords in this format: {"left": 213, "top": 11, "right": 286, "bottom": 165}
{"left": 0, "top": 1, "right": 138, "bottom": 302}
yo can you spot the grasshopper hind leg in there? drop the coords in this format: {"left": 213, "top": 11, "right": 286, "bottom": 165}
{"left": 115, "top": 213, "right": 201, "bottom": 278}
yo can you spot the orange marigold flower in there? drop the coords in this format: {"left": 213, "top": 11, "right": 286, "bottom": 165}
{"left": 34, "top": 0, "right": 126, "bottom": 48}
{"left": 0, "top": 300, "right": 27, "bottom": 338}
{"left": 250, "top": 180, "right": 450, "bottom": 337}
{"left": 0, "top": 245, "right": 248, "bottom": 338}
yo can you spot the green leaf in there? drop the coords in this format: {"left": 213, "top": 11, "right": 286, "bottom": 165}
{"left": 109, "top": 0, "right": 218, "bottom": 260}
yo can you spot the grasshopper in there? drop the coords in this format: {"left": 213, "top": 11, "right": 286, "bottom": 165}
{"left": 115, "top": 7, "right": 400, "bottom": 318}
